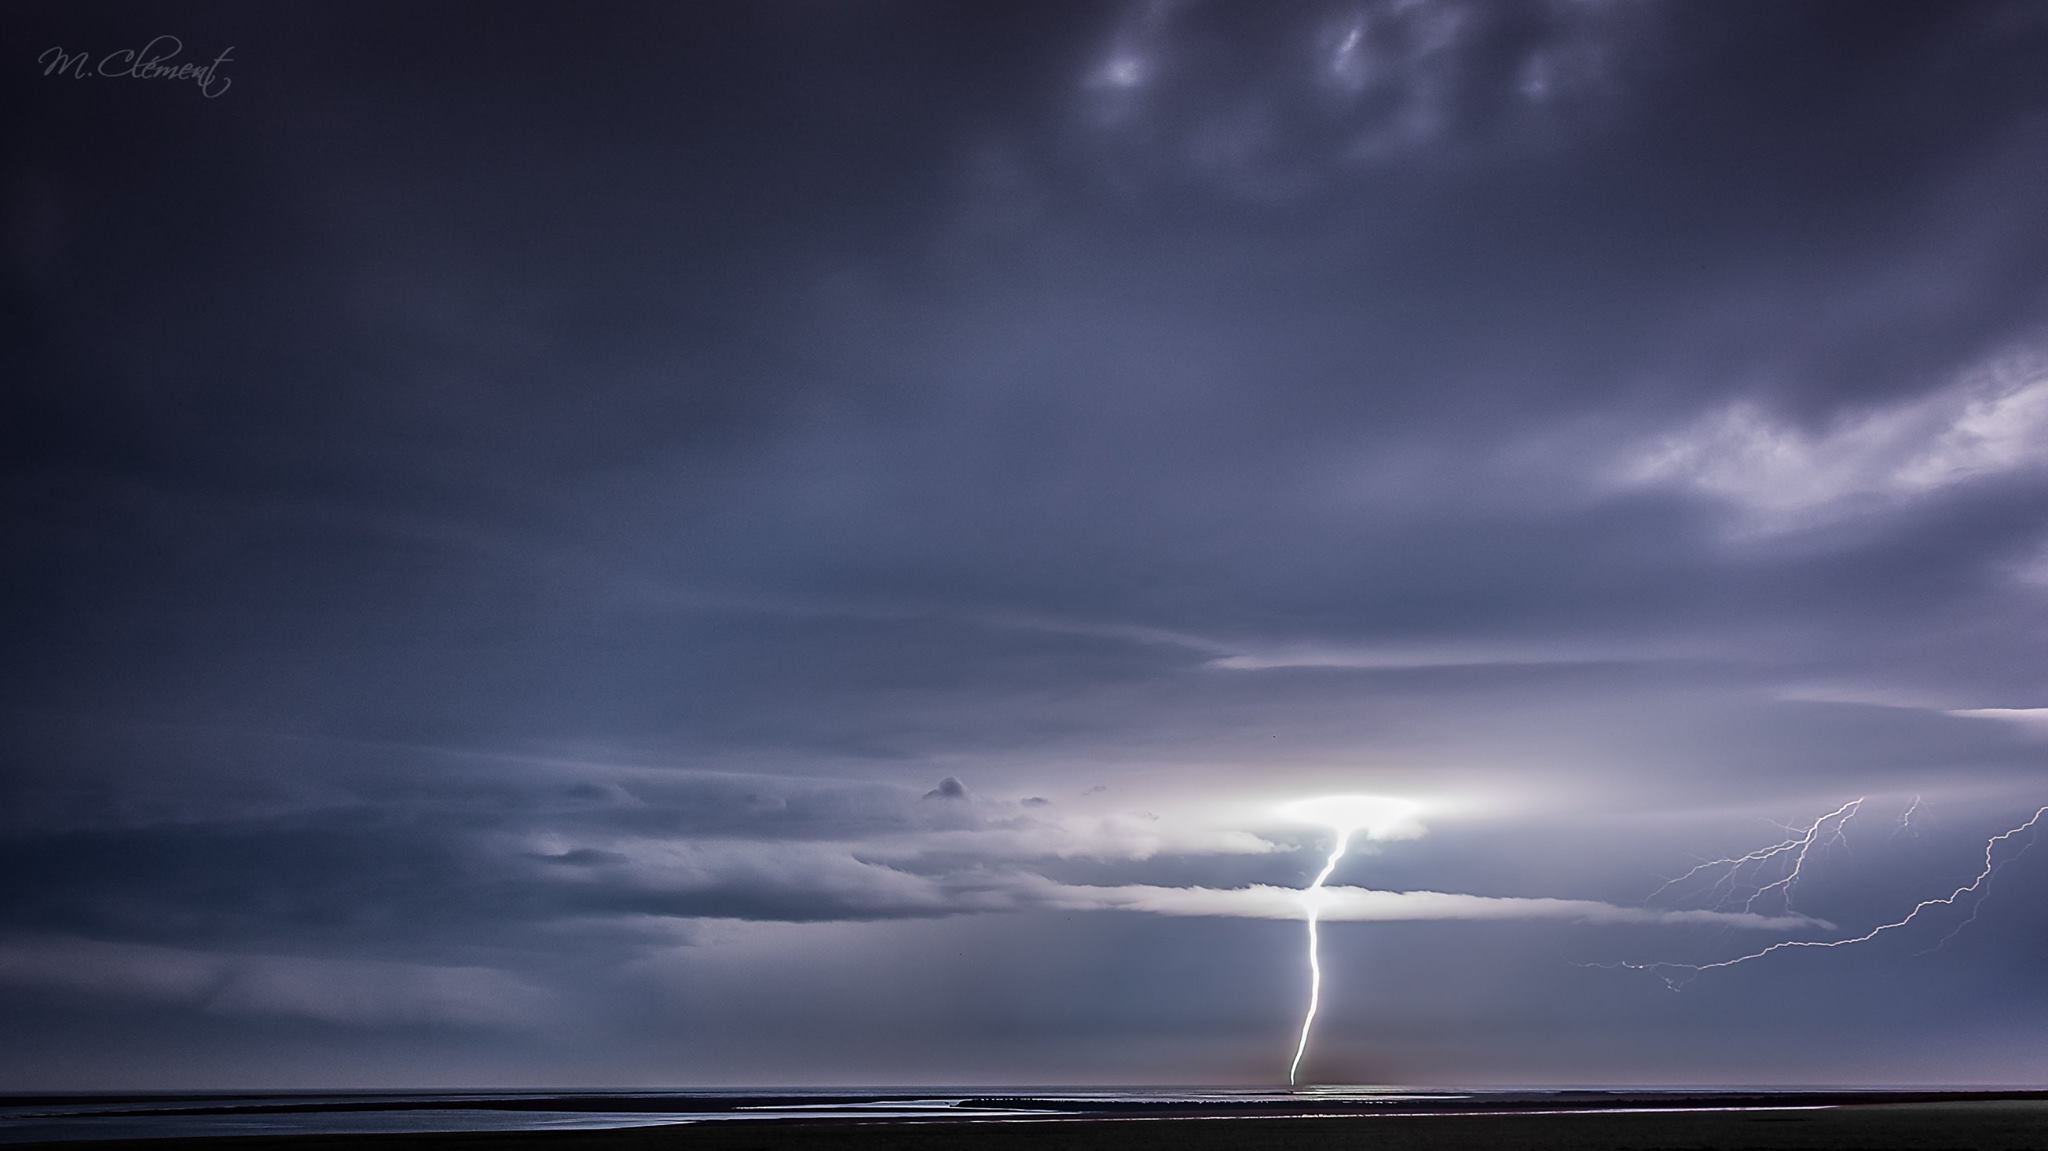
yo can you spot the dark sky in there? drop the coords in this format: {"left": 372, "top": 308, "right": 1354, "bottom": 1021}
{"left": 5, "top": 0, "right": 2048, "bottom": 1090}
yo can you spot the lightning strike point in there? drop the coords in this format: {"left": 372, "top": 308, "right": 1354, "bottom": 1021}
{"left": 1289, "top": 826, "right": 1353, "bottom": 1086}
{"left": 1278, "top": 794, "right": 1424, "bottom": 1086}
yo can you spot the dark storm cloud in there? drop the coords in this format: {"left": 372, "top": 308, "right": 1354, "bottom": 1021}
{"left": 6, "top": 0, "right": 2048, "bottom": 1087}
{"left": 0, "top": 753, "right": 1289, "bottom": 966}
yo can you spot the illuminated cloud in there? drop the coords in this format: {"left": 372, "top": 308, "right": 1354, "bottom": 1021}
{"left": 1073, "top": 0, "right": 1656, "bottom": 197}
{"left": 1278, "top": 793, "right": 1426, "bottom": 839}
{"left": 1619, "top": 350, "right": 2048, "bottom": 527}
{"left": 1206, "top": 639, "right": 1700, "bottom": 672}
{"left": 1038, "top": 883, "right": 1824, "bottom": 931}
{"left": 1946, "top": 707, "right": 2048, "bottom": 736}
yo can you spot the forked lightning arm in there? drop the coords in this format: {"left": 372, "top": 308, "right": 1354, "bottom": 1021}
{"left": 1604, "top": 804, "right": 2048, "bottom": 988}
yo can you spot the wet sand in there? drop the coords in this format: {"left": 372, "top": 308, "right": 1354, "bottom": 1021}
{"left": 16, "top": 1098, "right": 2048, "bottom": 1151}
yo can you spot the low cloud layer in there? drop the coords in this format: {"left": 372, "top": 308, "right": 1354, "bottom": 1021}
{"left": 0, "top": 936, "right": 549, "bottom": 1028}
{"left": 1038, "top": 883, "right": 1825, "bottom": 931}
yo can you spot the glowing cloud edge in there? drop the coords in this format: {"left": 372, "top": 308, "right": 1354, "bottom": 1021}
{"left": 1034, "top": 882, "right": 1826, "bottom": 930}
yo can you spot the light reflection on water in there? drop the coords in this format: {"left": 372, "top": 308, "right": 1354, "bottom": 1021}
{"left": 0, "top": 1085, "right": 1862, "bottom": 1144}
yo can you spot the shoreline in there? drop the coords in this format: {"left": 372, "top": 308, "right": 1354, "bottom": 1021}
{"left": 6, "top": 1091, "right": 2046, "bottom": 1150}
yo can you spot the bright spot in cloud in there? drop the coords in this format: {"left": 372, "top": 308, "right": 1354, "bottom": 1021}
{"left": 1947, "top": 707, "right": 2048, "bottom": 735}
{"left": 1279, "top": 793, "right": 1426, "bottom": 839}
{"left": 1095, "top": 53, "right": 1146, "bottom": 88}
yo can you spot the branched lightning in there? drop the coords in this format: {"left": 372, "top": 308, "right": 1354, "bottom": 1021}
{"left": 1604, "top": 803, "right": 2048, "bottom": 988}
{"left": 1744, "top": 798, "right": 1860, "bottom": 915}
{"left": 1893, "top": 794, "right": 1922, "bottom": 841}
{"left": 1923, "top": 820, "right": 2036, "bottom": 955}
{"left": 1288, "top": 825, "right": 1354, "bottom": 1086}
{"left": 1647, "top": 799, "right": 1862, "bottom": 915}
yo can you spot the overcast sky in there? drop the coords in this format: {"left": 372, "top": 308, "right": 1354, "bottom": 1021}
{"left": 6, "top": 0, "right": 2048, "bottom": 1091}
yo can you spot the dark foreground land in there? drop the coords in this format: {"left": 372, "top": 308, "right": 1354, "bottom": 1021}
{"left": 19, "top": 1099, "right": 2048, "bottom": 1151}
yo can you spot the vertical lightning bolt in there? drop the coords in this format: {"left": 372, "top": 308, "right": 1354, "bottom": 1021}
{"left": 1608, "top": 803, "right": 2048, "bottom": 985}
{"left": 1289, "top": 825, "right": 1355, "bottom": 1086}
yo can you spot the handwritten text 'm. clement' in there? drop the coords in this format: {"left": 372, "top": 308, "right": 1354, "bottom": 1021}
{"left": 40, "top": 36, "right": 235, "bottom": 99}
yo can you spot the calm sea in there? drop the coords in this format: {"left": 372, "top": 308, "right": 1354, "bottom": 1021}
{"left": 0, "top": 1084, "right": 1951, "bottom": 1143}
